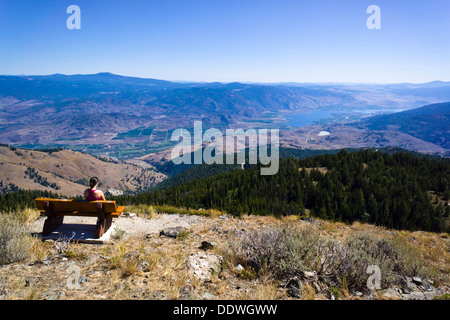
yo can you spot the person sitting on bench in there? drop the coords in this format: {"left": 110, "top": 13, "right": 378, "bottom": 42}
{"left": 84, "top": 177, "right": 106, "bottom": 201}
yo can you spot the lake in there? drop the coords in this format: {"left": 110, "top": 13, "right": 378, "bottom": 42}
{"left": 286, "top": 110, "right": 332, "bottom": 127}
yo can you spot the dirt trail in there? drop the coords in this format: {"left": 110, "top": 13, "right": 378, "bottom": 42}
{"left": 29, "top": 213, "right": 208, "bottom": 238}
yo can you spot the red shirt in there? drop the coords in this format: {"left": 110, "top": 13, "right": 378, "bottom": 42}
{"left": 86, "top": 189, "right": 103, "bottom": 201}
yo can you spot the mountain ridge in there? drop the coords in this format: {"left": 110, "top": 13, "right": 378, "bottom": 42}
{"left": 1, "top": 73, "right": 449, "bottom": 160}
{"left": 357, "top": 102, "right": 450, "bottom": 149}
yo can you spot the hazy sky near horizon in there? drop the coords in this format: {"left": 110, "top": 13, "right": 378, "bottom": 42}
{"left": 0, "top": 0, "right": 449, "bottom": 83}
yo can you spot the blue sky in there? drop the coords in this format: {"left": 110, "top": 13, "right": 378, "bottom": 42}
{"left": 0, "top": 0, "right": 449, "bottom": 83}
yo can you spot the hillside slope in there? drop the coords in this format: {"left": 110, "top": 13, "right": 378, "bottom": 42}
{"left": 121, "top": 150, "right": 450, "bottom": 233}
{"left": 359, "top": 102, "right": 450, "bottom": 149}
{"left": 0, "top": 145, "right": 166, "bottom": 196}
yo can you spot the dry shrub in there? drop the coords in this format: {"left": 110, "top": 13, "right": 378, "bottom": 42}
{"left": 13, "top": 208, "right": 40, "bottom": 224}
{"left": 227, "top": 225, "right": 337, "bottom": 279}
{"left": 125, "top": 204, "right": 156, "bottom": 219}
{"left": 109, "top": 243, "right": 142, "bottom": 277}
{"left": 0, "top": 214, "right": 31, "bottom": 265}
{"left": 226, "top": 225, "right": 429, "bottom": 292}
{"left": 337, "top": 232, "right": 427, "bottom": 291}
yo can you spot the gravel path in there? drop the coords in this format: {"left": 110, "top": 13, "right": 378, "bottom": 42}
{"left": 29, "top": 213, "right": 207, "bottom": 238}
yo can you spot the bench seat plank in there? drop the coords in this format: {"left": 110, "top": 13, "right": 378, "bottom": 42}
{"left": 35, "top": 198, "right": 124, "bottom": 217}
{"left": 35, "top": 198, "right": 119, "bottom": 213}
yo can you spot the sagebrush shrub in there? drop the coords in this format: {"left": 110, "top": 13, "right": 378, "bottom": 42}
{"left": 337, "top": 232, "right": 426, "bottom": 291}
{"left": 227, "top": 226, "right": 336, "bottom": 279}
{"left": 226, "top": 225, "right": 427, "bottom": 291}
{"left": 0, "top": 214, "right": 31, "bottom": 265}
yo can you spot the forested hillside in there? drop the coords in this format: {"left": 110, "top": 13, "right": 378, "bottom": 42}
{"left": 116, "top": 150, "right": 450, "bottom": 232}
{"left": 0, "top": 189, "right": 61, "bottom": 212}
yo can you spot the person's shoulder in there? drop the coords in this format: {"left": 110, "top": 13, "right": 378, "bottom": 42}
{"left": 95, "top": 189, "right": 106, "bottom": 200}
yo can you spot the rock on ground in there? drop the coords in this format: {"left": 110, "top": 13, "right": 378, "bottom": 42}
{"left": 186, "top": 252, "right": 223, "bottom": 281}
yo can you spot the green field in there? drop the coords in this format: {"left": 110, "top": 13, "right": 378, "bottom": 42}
{"left": 112, "top": 126, "right": 156, "bottom": 140}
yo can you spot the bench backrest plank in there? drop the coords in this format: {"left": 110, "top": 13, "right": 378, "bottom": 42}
{"left": 35, "top": 198, "right": 122, "bottom": 217}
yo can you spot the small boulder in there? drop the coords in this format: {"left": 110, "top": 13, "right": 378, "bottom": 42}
{"left": 200, "top": 240, "right": 216, "bottom": 250}
{"left": 287, "top": 279, "right": 301, "bottom": 298}
{"left": 382, "top": 288, "right": 403, "bottom": 300}
{"left": 353, "top": 291, "right": 363, "bottom": 297}
{"left": 203, "top": 292, "right": 217, "bottom": 300}
{"left": 178, "top": 285, "right": 201, "bottom": 300}
{"left": 160, "top": 226, "right": 189, "bottom": 238}
{"left": 404, "top": 291, "right": 425, "bottom": 300}
{"left": 235, "top": 264, "right": 244, "bottom": 272}
{"left": 303, "top": 271, "right": 316, "bottom": 279}
{"left": 187, "top": 252, "right": 223, "bottom": 281}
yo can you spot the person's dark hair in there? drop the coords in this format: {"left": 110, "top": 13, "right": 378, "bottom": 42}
{"left": 89, "top": 177, "right": 99, "bottom": 189}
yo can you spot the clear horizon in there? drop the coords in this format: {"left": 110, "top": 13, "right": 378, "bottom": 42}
{"left": 1, "top": 0, "right": 449, "bottom": 83}
{"left": 1, "top": 71, "right": 449, "bottom": 86}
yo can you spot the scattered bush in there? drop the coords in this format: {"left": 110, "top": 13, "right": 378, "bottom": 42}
{"left": 125, "top": 204, "right": 156, "bottom": 218}
{"left": 176, "top": 230, "right": 191, "bottom": 241}
{"left": 434, "top": 293, "right": 450, "bottom": 300}
{"left": 226, "top": 225, "right": 428, "bottom": 292}
{"left": 227, "top": 226, "right": 337, "bottom": 279}
{"left": 337, "top": 232, "right": 425, "bottom": 291}
{"left": 154, "top": 205, "right": 213, "bottom": 217}
{"left": 108, "top": 243, "right": 154, "bottom": 277}
{"left": 54, "top": 232, "right": 75, "bottom": 256}
{"left": 12, "top": 208, "right": 40, "bottom": 224}
{"left": 109, "top": 244, "right": 140, "bottom": 277}
{"left": 238, "top": 266, "right": 257, "bottom": 280}
{"left": 329, "top": 286, "right": 342, "bottom": 299}
{"left": 29, "top": 236, "right": 49, "bottom": 262}
{"left": 110, "top": 227, "right": 127, "bottom": 241}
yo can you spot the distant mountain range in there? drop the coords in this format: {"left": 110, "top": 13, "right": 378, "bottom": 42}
{"left": 0, "top": 73, "right": 449, "bottom": 159}
{"left": 0, "top": 73, "right": 355, "bottom": 147}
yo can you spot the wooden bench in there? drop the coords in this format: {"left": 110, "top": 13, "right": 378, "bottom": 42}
{"left": 35, "top": 198, "right": 125, "bottom": 239}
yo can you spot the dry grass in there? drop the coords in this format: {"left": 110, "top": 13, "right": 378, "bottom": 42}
{"left": 23, "top": 287, "right": 42, "bottom": 300}
{"left": 299, "top": 167, "right": 329, "bottom": 174}
{"left": 28, "top": 236, "right": 50, "bottom": 262}
{"left": 124, "top": 204, "right": 157, "bottom": 219}
{"left": 237, "top": 279, "right": 280, "bottom": 300}
{"left": 0, "top": 209, "right": 448, "bottom": 300}
{"left": 108, "top": 242, "right": 145, "bottom": 278}
{"left": 100, "top": 233, "right": 197, "bottom": 299}
{"left": 16, "top": 208, "right": 41, "bottom": 224}
{"left": 0, "top": 213, "right": 32, "bottom": 265}
{"left": 167, "top": 271, "right": 189, "bottom": 300}
{"left": 301, "top": 282, "right": 317, "bottom": 300}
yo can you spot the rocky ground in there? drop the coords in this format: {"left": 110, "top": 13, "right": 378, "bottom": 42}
{"left": 0, "top": 212, "right": 448, "bottom": 300}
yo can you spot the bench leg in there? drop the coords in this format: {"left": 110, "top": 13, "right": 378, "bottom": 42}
{"left": 42, "top": 215, "right": 64, "bottom": 236}
{"left": 94, "top": 216, "right": 113, "bottom": 239}
{"left": 42, "top": 200, "right": 64, "bottom": 236}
